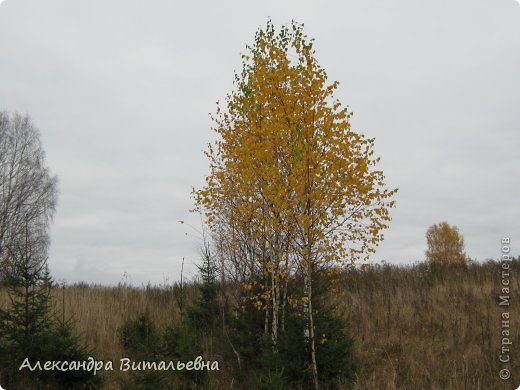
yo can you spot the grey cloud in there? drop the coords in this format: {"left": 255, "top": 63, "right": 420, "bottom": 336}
{"left": 0, "top": 0, "right": 518, "bottom": 284}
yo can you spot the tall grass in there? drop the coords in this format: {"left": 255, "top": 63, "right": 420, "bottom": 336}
{"left": 340, "top": 260, "right": 519, "bottom": 389}
{"left": 0, "top": 260, "right": 517, "bottom": 389}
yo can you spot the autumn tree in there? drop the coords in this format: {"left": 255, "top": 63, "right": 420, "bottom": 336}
{"left": 425, "top": 222, "right": 467, "bottom": 266}
{"left": 195, "top": 20, "right": 396, "bottom": 389}
{"left": 0, "top": 112, "right": 58, "bottom": 280}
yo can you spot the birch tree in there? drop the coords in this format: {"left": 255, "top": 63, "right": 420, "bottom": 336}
{"left": 426, "top": 222, "right": 467, "bottom": 265}
{"left": 195, "top": 21, "right": 397, "bottom": 389}
{"left": 0, "top": 112, "right": 58, "bottom": 278}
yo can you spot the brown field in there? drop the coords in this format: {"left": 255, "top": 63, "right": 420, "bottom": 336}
{"left": 1, "top": 259, "right": 518, "bottom": 389}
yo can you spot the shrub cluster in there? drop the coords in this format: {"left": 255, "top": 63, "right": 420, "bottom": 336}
{"left": 0, "top": 262, "right": 100, "bottom": 389}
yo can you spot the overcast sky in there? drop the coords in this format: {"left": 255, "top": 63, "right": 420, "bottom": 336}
{"left": 0, "top": 0, "right": 518, "bottom": 285}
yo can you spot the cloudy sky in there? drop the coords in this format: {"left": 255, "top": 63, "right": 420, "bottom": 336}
{"left": 0, "top": 0, "right": 518, "bottom": 285}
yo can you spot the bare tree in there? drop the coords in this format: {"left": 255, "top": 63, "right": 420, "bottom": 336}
{"left": 0, "top": 112, "right": 58, "bottom": 278}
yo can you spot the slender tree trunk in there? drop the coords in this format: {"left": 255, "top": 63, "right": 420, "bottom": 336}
{"left": 303, "top": 248, "right": 319, "bottom": 390}
{"left": 307, "top": 262, "right": 319, "bottom": 390}
{"left": 264, "top": 277, "right": 270, "bottom": 335}
{"left": 271, "top": 265, "right": 278, "bottom": 344}
{"left": 281, "top": 273, "right": 288, "bottom": 333}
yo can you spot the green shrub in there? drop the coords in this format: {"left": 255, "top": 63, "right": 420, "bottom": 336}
{"left": 118, "top": 315, "right": 161, "bottom": 360}
{"left": 230, "top": 272, "right": 360, "bottom": 389}
{"left": 0, "top": 255, "right": 100, "bottom": 389}
{"left": 118, "top": 248, "right": 221, "bottom": 390}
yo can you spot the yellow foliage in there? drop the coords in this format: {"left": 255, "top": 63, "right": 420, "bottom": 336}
{"left": 193, "top": 21, "right": 398, "bottom": 334}
{"left": 425, "top": 222, "right": 468, "bottom": 265}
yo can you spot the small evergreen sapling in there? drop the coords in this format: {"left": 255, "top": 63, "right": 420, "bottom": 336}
{"left": 0, "top": 224, "right": 100, "bottom": 388}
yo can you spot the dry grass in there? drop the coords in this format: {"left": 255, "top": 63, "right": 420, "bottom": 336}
{"left": 339, "top": 261, "right": 520, "bottom": 389}
{"left": 1, "top": 260, "right": 518, "bottom": 389}
{"left": 0, "top": 282, "right": 194, "bottom": 388}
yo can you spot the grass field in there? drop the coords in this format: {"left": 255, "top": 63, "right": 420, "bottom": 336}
{"left": 1, "top": 259, "right": 518, "bottom": 389}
